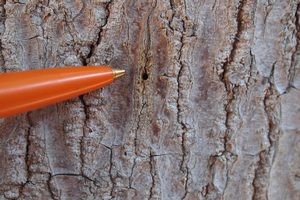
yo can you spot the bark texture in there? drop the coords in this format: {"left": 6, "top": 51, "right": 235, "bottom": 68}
{"left": 0, "top": 0, "right": 300, "bottom": 199}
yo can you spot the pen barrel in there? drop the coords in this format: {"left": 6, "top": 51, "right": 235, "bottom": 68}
{"left": 0, "top": 66, "right": 114, "bottom": 118}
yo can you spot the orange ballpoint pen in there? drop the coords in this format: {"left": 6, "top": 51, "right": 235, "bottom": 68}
{"left": 0, "top": 66, "right": 125, "bottom": 119}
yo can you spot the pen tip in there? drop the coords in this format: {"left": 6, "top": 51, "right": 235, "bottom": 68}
{"left": 112, "top": 68, "right": 125, "bottom": 79}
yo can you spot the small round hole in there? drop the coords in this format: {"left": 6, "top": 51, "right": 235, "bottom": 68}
{"left": 142, "top": 72, "right": 148, "bottom": 80}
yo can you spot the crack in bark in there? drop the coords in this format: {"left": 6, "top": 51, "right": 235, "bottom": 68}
{"left": 128, "top": 158, "right": 136, "bottom": 189}
{"left": 181, "top": 168, "right": 189, "bottom": 200}
{"left": 0, "top": 0, "right": 6, "bottom": 72}
{"left": 263, "top": 4, "right": 272, "bottom": 25}
{"left": 41, "top": 3, "right": 49, "bottom": 69}
{"left": 76, "top": 1, "right": 113, "bottom": 197}
{"left": 178, "top": 61, "right": 189, "bottom": 200}
{"left": 52, "top": 173, "right": 101, "bottom": 190}
{"left": 149, "top": 154, "right": 155, "bottom": 200}
{"left": 214, "top": 1, "right": 249, "bottom": 198}
{"left": 108, "top": 146, "right": 115, "bottom": 199}
{"left": 47, "top": 173, "right": 55, "bottom": 199}
{"left": 168, "top": 1, "right": 191, "bottom": 198}
{"left": 83, "top": 0, "right": 112, "bottom": 66}
{"left": 220, "top": 0, "right": 248, "bottom": 157}
{"left": 212, "top": 0, "right": 218, "bottom": 11}
{"left": 18, "top": 113, "right": 33, "bottom": 198}
{"left": 129, "top": 0, "right": 157, "bottom": 193}
{"left": 252, "top": 61, "right": 281, "bottom": 200}
{"left": 72, "top": 0, "right": 86, "bottom": 22}
{"left": 142, "top": 0, "right": 157, "bottom": 80}
{"left": 99, "top": 144, "right": 115, "bottom": 198}
{"left": 176, "top": 34, "right": 188, "bottom": 200}
{"left": 79, "top": 95, "right": 88, "bottom": 177}
{"left": 222, "top": 0, "right": 247, "bottom": 90}
{"left": 129, "top": 101, "right": 145, "bottom": 189}
{"left": 25, "top": 113, "right": 32, "bottom": 177}
{"left": 284, "top": 2, "right": 300, "bottom": 94}
{"left": 251, "top": 3, "right": 300, "bottom": 199}
{"left": 168, "top": 0, "right": 175, "bottom": 32}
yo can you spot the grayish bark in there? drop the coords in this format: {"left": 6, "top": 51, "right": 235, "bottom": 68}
{"left": 0, "top": 0, "right": 299, "bottom": 199}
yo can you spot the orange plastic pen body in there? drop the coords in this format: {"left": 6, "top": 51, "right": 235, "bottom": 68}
{"left": 0, "top": 66, "right": 114, "bottom": 119}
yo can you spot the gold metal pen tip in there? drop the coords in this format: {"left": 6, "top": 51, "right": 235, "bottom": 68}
{"left": 112, "top": 68, "right": 125, "bottom": 79}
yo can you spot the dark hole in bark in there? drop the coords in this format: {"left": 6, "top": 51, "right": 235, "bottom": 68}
{"left": 142, "top": 72, "right": 148, "bottom": 80}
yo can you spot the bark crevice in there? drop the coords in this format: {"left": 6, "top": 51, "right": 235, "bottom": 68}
{"left": 83, "top": 0, "right": 113, "bottom": 66}
{"left": 0, "top": 0, "right": 6, "bottom": 72}
{"left": 285, "top": 2, "right": 300, "bottom": 93}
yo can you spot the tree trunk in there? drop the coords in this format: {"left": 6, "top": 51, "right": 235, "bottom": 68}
{"left": 0, "top": 0, "right": 299, "bottom": 199}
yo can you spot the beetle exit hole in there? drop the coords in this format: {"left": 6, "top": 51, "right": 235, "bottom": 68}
{"left": 142, "top": 72, "right": 148, "bottom": 80}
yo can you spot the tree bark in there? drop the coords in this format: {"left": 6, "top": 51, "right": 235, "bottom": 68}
{"left": 0, "top": 0, "right": 299, "bottom": 199}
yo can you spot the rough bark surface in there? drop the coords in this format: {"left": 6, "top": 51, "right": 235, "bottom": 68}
{"left": 0, "top": 0, "right": 299, "bottom": 199}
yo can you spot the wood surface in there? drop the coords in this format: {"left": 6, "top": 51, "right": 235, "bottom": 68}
{"left": 0, "top": 0, "right": 300, "bottom": 199}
